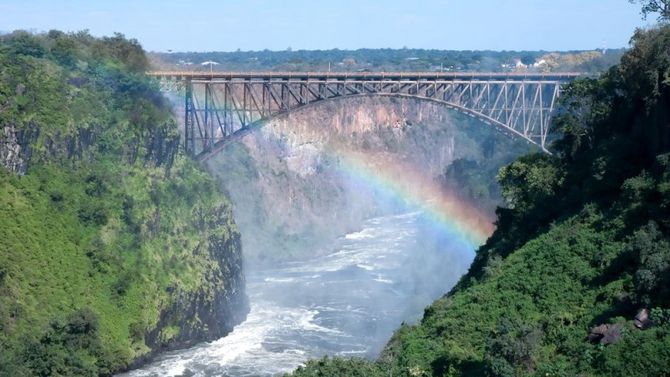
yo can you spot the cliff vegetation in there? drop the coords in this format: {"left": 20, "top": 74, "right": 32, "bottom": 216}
{"left": 0, "top": 31, "right": 247, "bottom": 376}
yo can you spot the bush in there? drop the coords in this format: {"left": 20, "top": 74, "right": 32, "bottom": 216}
{"left": 627, "top": 222, "right": 670, "bottom": 306}
{"left": 21, "top": 308, "right": 106, "bottom": 377}
{"left": 484, "top": 319, "right": 543, "bottom": 376}
{"left": 290, "top": 357, "right": 384, "bottom": 377}
{"left": 78, "top": 202, "right": 109, "bottom": 226}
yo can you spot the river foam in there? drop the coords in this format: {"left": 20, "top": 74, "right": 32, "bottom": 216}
{"left": 120, "top": 211, "right": 473, "bottom": 377}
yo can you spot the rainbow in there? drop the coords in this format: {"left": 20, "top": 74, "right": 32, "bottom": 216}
{"left": 330, "top": 145, "right": 495, "bottom": 248}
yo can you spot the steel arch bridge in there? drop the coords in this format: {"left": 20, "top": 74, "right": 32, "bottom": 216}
{"left": 149, "top": 71, "right": 581, "bottom": 161}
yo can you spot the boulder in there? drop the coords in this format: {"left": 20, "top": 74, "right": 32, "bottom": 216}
{"left": 634, "top": 308, "right": 651, "bottom": 329}
{"left": 588, "top": 323, "right": 623, "bottom": 345}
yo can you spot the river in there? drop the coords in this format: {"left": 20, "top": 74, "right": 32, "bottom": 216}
{"left": 120, "top": 211, "right": 474, "bottom": 377}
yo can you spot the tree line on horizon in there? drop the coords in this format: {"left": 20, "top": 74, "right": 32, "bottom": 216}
{"left": 148, "top": 48, "right": 625, "bottom": 74}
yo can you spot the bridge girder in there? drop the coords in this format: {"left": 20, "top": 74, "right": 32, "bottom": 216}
{"left": 152, "top": 72, "right": 577, "bottom": 160}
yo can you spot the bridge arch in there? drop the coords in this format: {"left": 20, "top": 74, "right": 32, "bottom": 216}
{"left": 199, "top": 93, "right": 540, "bottom": 162}
{"left": 151, "top": 71, "right": 580, "bottom": 160}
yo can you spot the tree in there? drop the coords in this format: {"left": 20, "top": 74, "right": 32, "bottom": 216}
{"left": 630, "top": 0, "right": 670, "bottom": 21}
{"left": 484, "top": 319, "right": 543, "bottom": 377}
{"left": 627, "top": 222, "right": 670, "bottom": 306}
{"left": 21, "top": 309, "right": 108, "bottom": 377}
{"left": 497, "top": 154, "right": 564, "bottom": 213}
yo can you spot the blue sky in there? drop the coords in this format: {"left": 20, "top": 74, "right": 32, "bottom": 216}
{"left": 0, "top": 0, "right": 653, "bottom": 52}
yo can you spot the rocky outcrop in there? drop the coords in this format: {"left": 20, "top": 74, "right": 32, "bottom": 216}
{"left": 119, "top": 202, "right": 249, "bottom": 371}
{"left": 142, "top": 127, "right": 180, "bottom": 169}
{"left": 260, "top": 96, "right": 462, "bottom": 177}
{"left": 1, "top": 124, "right": 38, "bottom": 174}
{"left": 634, "top": 308, "right": 651, "bottom": 329}
{"left": 0, "top": 122, "right": 179, "bottom": 175}
{"left": 588, "top": 324, "right": 624, "bottom": 345}
{"left": 142, "top": 207, "right": 248, "bottom": 358}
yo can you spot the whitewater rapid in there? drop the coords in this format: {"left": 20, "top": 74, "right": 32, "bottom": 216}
{"left": 119, "top": 211, "right": 473, "bottom": 377}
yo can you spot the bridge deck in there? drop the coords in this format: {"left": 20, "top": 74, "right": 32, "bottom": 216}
{"left": 148, "top": 71, "right": 583, "bottom": 81}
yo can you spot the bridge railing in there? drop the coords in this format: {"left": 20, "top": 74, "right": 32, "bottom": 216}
{"left": 148, "top": 71, "right": 583, "bottom": 81}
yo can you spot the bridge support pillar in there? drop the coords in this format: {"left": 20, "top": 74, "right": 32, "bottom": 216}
{"left": 184, "top": 79, "right": 195, "bottom": 157}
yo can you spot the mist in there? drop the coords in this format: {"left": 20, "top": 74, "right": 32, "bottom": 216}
{"left": 121, "top": 94, "right": 530, "bottom": 376}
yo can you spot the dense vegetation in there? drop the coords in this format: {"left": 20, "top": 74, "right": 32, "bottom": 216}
{"left": 149, "top": 48, "right": 623, "bottom": 74}
{"left": 0, "top": 31, "right": 246, "bottom": 376}
{"left": 290, "top": 24, "right": 670, "bottom": 377}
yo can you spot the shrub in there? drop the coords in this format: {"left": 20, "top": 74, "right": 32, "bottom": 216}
{"left": 21, "top": 308, "right": 105, "bottom": 377}
{"left": 627, "top": 222, "right": 670, "bottom": 306}
{"left": 484, "top": 319, "right": 543, "bottom": 376}
{"left": 78, "top": 202, "right": 109, "bottom": 226}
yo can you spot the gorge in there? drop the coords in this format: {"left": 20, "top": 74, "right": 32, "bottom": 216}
{"left": 2, "top": 14, "right": 670, "bottom": 377}
{"left": 121, "top": 95, "right": 530, "bottom": 376}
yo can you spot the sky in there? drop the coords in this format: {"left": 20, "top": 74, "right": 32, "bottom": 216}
{"left": 0, "top": 0, "right": 654, "bottom": 52}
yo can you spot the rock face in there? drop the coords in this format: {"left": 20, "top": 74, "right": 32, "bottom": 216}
{"left": 258, "top": 96, "right": 461, "bottom": 178}
{"left": 142, "top": 207, "right": 248, "bottom": 362}
{"left": 1, "top": 124, "right": 38, "bottom": 174}
{"left": 205, "top": 96, "right": 531, "bottom": 264}
{"left": 0, "top": 122, "right": 179, "bottom": 175}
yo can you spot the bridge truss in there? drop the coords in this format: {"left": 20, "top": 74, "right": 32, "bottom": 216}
{"left": 151, "top": 72, "right": 579, "bottom": 160}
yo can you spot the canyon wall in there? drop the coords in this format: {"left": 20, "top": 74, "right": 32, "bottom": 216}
{"left": 205, "top": 96, "right": 532, "bottom": 265}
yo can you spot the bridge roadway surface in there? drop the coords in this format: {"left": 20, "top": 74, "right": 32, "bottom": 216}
{"left": 148, "top": 71, "right": 582, "bottom": 81}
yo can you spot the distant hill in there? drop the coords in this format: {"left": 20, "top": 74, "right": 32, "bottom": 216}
{"left": 149, "top": 48, "right": 625, "bottom": 74}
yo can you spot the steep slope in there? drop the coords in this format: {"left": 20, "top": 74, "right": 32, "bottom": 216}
{"left": 291, "top": 25, "right": 670, "bottom": 377}
{"left": 0, "top": 31, "right": 247, "bottom": 376}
